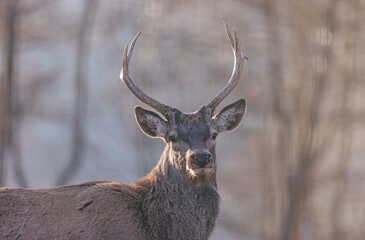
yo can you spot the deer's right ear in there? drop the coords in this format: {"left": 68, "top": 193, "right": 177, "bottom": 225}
{"left": 212, "top": 99, "right": 246, "bottom": 133}
{"left": 134, "top": 106, "right": 168, "bottom": 138}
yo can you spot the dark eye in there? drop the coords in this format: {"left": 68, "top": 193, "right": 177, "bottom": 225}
{"left": 169, "top": 135, "right": 177, "bottom": 143}
{"left": 211, "top": 133, "right": 218, "bottom": 140}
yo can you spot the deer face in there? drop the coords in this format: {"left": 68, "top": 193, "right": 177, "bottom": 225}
{"left": 134, "top": 99, "right": 246, "bottom": 178}
{"left": 120, "top": 21, "right": 247, "bottom": 179}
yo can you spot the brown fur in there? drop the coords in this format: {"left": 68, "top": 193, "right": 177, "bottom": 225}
{"left": 1, "top": 23, "right": 247, "bottom": 239}
{"left": 0, "top": 101, "right": 245, "bottom": 240}
{"left": 0, "top": 148, "right": 219, "bottom": 240}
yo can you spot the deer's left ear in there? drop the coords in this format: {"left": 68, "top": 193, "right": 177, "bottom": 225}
{"left": 135, "top": 106, "right": 168, "bottom": 138}
{"left": 212, "top": 99, "right": 246, "bottom": 133}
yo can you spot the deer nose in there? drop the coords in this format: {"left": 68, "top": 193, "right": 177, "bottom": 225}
{"left": 191, "top": 153, "right": 211, "bottom": 168}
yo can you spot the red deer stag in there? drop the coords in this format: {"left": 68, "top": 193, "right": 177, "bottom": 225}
{"left": 0, "top": 22, "right": 247, "bottom": 240}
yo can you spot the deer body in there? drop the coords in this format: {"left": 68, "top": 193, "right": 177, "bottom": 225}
{"left": 0, "top": 22, "right": 246, "bottom": 239}
{"left": 1, "top": 181, "right": 150, "bottom": 239}
{"left": 1, "top": 150, "right": 219, "bottom": 240}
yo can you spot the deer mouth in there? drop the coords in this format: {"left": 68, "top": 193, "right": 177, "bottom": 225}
{"left": 187, "top": 167, "right": 215, "bottom": 180}
{"left": 187, "top": 163, "right": 215, "bottom": 176}
{"left": 192, "top": 167, "right": 214, "bottom": 173}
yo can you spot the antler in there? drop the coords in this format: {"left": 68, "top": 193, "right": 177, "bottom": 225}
{"left": 120, "top": 32, "right": 171, "bottom": 116}
{"left": 206, "top": 21, "right": 247, "bottom": 112}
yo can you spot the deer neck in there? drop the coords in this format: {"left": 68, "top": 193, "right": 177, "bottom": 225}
{"left": 137, "top": 145, "right": 220, "bottom": 240}
{"left": 133, "top": 145, "right": 218, "bottom": 193}
{"left": 154, "top": 145, "right": 217, "bottom": 188}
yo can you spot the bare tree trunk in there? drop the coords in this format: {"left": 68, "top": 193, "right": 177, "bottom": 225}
{"left": 0, "top": 0, "right": 27, "bottom": 187}
{"left": 280, "top": 1, "right": 341, "bottom": 238}
{"left": 57, "top": 0, "right": 98, "bottom": 186}
{"left": 262, "top": 1, "right": 285, "bottom": 239}
{"left": 332, "top": 1, "right": 361, "bottom": 238}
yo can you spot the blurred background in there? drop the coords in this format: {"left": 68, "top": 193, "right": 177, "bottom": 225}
{"left": 1, "top": 0, "right": 365, "bottom": 239}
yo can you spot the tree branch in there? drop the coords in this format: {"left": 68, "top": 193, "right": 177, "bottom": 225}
{"left": 57, "top": 0, "right": 99, "bottom": 186}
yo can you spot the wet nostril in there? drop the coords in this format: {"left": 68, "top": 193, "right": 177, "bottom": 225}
{"left": 192, "top": 154, "right": 211, "bottom": 168}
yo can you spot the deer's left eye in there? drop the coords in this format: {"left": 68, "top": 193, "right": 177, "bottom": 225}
{"left": 169, "top": 135, "right": 177, "bottom": 143}
{"left": 211, "top": 133, "right": 218, "bottom": 140}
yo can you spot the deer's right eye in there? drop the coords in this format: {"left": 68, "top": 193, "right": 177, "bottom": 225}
{"left": 211, "top": 133, "right": 218, "bottom": 140}
{"left": 169, "top": 136, "right": 177, "bottom": 143}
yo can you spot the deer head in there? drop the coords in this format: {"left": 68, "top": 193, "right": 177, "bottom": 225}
{"left": 120, "top": 22, "right": 247, "bottom": 182}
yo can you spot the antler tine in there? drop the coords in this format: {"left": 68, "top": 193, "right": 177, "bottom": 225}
{"left": 120, "top": 32, "right": 170, "bottom": 116}
{"left": 127, "top": 31, "right": 141, "bottom": 64}
{"left": 223, "top": 20, "right": 235, "bottom": 50}
{"left": 206, "top": 21, "right": 247, "bottom": 113}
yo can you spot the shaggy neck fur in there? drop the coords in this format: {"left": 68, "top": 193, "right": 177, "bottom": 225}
{"left": 134, "top": 145, "right": 220, "bottom": 240}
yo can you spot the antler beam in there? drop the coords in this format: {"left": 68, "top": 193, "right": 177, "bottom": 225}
{"left": 206, "top": 21, "right": 247, "bottom": 112}
{"left": 120, "top": 32, "right": 171, "bottom": 116}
